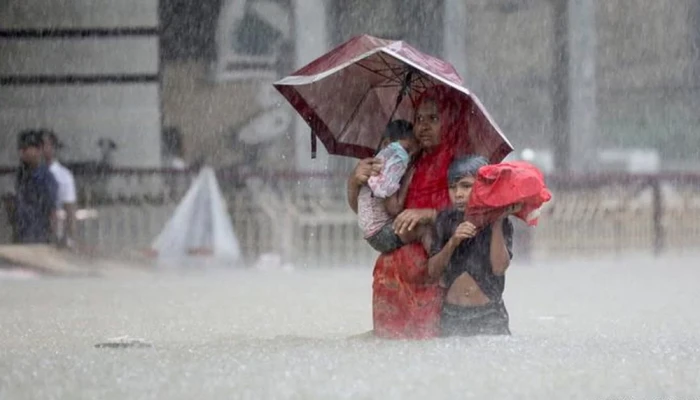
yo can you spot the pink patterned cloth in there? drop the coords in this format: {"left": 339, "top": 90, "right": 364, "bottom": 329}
{"left": 357, "top": 143, "right": 410, "bottom": 238}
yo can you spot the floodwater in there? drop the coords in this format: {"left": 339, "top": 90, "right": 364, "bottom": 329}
{"left": 2, "top": 254, "right": 700, "bottom": 400}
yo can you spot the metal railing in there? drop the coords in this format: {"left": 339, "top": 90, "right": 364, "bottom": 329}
{"left": 2, "top": 167, "right": 700, "bottom": 266}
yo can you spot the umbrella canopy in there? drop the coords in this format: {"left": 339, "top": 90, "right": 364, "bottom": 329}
{"left": 274, "top": 34, "right": 513, "bottom": 162}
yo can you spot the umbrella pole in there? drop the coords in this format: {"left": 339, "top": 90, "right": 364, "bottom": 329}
{"left": 387, "top": 99, "right": 401, "bottom": 122}
{"left": 387, "top": 70, "right": 414, "bottom": 123}
{"left": 376, "top": 70, "right": 415, "bottom": 155}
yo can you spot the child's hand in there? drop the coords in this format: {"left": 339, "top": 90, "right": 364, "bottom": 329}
{"left": 451, "top": 221, "right": 477, "bottom": 243}
{"left": 352, "top": 158, "right": 383, "bottom": 185}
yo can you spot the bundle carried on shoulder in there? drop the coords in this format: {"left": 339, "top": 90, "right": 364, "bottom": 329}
{"left": 465, "top": 161, "right": 552, "bottom": 228}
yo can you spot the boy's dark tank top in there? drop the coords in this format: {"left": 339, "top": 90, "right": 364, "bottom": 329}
{"left": 430, "top": 208, "right": 514, "bottom": 302}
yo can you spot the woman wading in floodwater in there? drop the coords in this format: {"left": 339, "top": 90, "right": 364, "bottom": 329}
{"left": 347, "top": 86, "right": 461, "bottom": 339}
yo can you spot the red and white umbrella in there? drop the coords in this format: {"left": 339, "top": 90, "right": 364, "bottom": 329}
{"left": 274, "top": 34, "right": 513, "bottom": 162}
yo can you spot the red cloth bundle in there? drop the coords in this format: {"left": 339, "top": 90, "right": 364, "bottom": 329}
{"left": 465, "top": 161, "right": 552, "bottom": 228}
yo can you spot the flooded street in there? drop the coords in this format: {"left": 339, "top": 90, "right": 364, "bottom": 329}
{"left": 3, "top": 0, "right": 700, "bottom": 398}
{"left": 2, "top": 254, "right": 700, "bottom": 399}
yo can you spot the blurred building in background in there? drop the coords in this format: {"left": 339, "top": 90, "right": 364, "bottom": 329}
{"left": 161, "top": 0, "right": 700, "bottom": 173}
{"left": 0, "top": 0, "right": 161, "bottom": 168}
{"left": 2, "top": 0, "right": 700, "bottom": 172}
{"left": 2, "top": 0, "right": 700, "bottom": 261}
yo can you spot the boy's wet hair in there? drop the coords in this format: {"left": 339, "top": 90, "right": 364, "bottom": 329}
{"left": 383, "top": 119, "right": 414, "bottom": 142}
{"left": 448, "top": 155, "right": 489, "bottom": 184}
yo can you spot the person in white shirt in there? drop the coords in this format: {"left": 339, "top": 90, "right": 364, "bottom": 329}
{"left": 41, "top": 130, "right": 78, "bottom": 249}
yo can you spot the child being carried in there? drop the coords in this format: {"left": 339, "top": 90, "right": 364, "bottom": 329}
{"left": 357, "top": 119, "right": 430, "bottom": 253}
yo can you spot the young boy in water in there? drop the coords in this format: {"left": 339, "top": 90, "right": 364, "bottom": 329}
{"left": 357, "top": 119, "right": 427, "bottom": 253}
{"left": 427, "top": 155, "right": 518, "bottom": 337}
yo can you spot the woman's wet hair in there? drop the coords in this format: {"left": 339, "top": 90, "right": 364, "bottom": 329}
{"left": 383, "top": 119, "right": 414, "bottom": 142}
{"left": 448, "top": 155, "right": 489, "bottom": 184}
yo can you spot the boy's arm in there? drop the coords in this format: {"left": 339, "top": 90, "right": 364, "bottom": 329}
{"left": 427, "top": 217, "right": 479, "bottom": 280}
{"left": 490, "top": 217, "right": 514, "bottom": 276}
{"left": 426, "top": 213, "right": 455, "bottom": 280}
{"left": 427, "top": 236, "right": 460, "bottom": 281}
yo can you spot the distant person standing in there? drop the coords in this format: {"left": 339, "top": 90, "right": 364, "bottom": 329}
{"left": 42, "top": 130, "right": 78, "bottom": 249}
{"left": 15, "top": 130, "right": 58, "bottom": 244}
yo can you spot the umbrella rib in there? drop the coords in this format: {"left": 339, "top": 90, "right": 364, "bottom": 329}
{"left": 411, "top": 73, "right": 425, "bottom": 87}
{"left": 371, "top": 67, "right": 407, "bottom": 81}
{"left": 420, "top": 75, "right": 432, "bottom": 89}
{"left": 336, "top": 88, "right": 374, "bottom": 144}
{"left": 358, "top": 59, "right": 406, "bottom": 78}
{"left": 372, "top": 83, "right": 402, "bottom": 89}
{"left": 413, "top": 73, "right": 431, "bottom": 90}
{"left": 377, "top": 53, "right": 406, "bottom": 83}
{"left": 408, "top": 90, "right": 417, "bottom": 109}
{"left": 376, "top": 65, "right": 410, "bottom": 77}
{"left": 377, "top": 53, "right": 432, "bottom": 94}
{"left": 355, "top": 62, "right": 402, "bottom": 84}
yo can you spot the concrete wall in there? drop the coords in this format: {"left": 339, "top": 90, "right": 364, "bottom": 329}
{"left": 462, "top": 0, "right": 700, "bottom": 160}
{"left": 0, "top": 85, "right": 160, "bottom": 165}
{"left": 178, "top": 0, "right": 447, "bottom": 173}
{"left": 0, "top": 0, "right": 157, "bottom": 29}
{"left": 162, "top": 62, "right": 260, "bottom": 166}
{"left": 463, "top": 0, "right": 554, "bottom": 151}
{"left": 596, "top": 0, "right": 700, "bottom": 159}
{"left": 0, "top": 0, "right": 161, "bottom": 169}
{"left": 180, "top": 0, "right": 700, "bottom": 169}
{"left": 0, "top": 38, "right": 157, "bottom": 76}
{"left": 8, "top": 0, "right": 694, "bottom": 172}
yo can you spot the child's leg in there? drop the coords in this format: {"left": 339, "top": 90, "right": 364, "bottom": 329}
{"left": 366, "top": 223, "right": 404, "bottom": 253}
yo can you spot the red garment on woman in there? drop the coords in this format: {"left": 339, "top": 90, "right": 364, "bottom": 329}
{"left": 372, "top": 86, "right": 459, "bottom": 339}
{"left": 465, "top": 161, "right": 552, "bottom": 229}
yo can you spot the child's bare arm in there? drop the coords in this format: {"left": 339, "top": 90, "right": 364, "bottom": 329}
{"left": 397, "top": 166, "right": 415, "bottom": 208}
{"left": 427, "top": 237, "right": 460, "bottom": 280}
{"left": 427, "top": 222, "right": 477, "bottom": 280}
{"left": 383, "top": 166, "right": 414, "bottom": 216}
{"left": 383, "top": 193, "right": 403, "bottom": 216}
